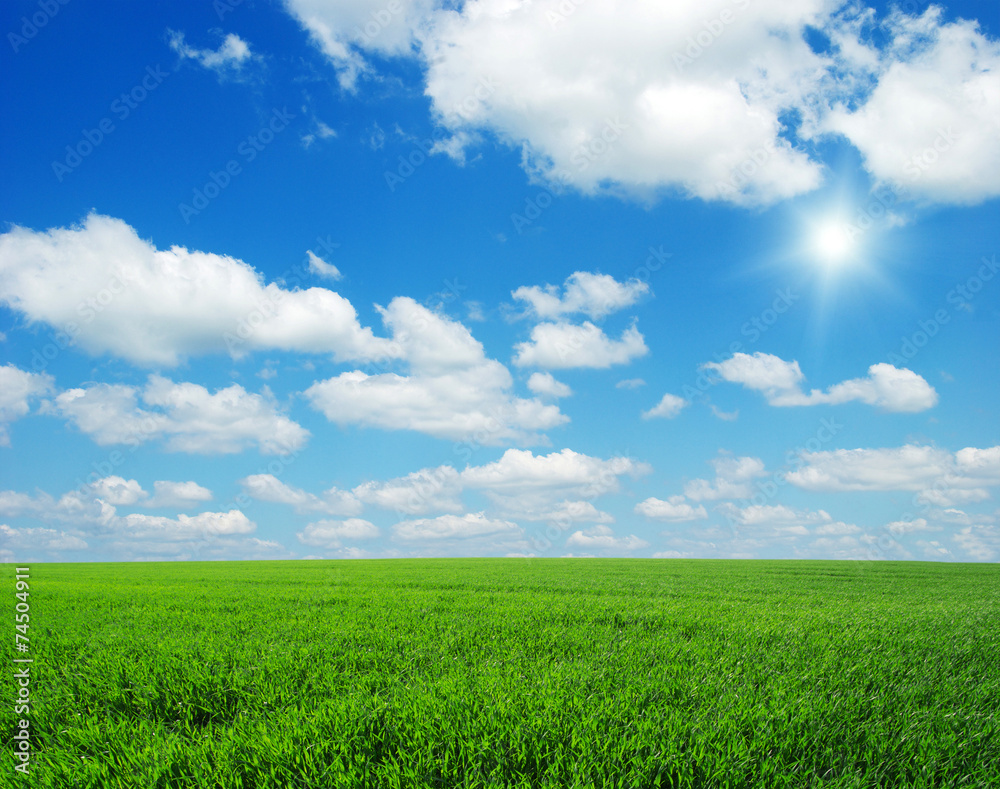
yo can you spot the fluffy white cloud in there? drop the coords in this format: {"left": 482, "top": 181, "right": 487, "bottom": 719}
{"left": 719, "top": 503, "right": 858, "bottom": 538}
{"left": 90, "top": 476, "right": 146, "bottom": 506}
{"left": 0, "top": 215, "right": 397, "bottom": 366}
{"left": 121, "top": 510, "right": 255, "bottom": 540}
{"left": 51, "top": 375, "right": 308, "bottom": 455}
{"left": 513, "top": 321, "right": 648, "bottom": 369}
{"left": 820, "top": 8, "right": 1000, "bottom": 205}
{"left": 0, "top": 524, "right": 88, "bottom": 553}
{"left": 496, "top": 499, "right": 614, "bottom": 525}
{"left": 297, "top": 518, "right": 380, "bottom": 548}
{"left": 419, "top": 0, "right": 829, "bottom": 204}
{"left": 953, "top": 524, "right": 1000, "bottom": 562}
{"left": 462, "top": 448, "right": 647, "bottom": 497}
{"left": 393, "top": 511, "right": 521, "bottom": 540}
{"left": 306, "top": 297, "right": 567, "bottom": 444}
{"left": 565, "top": 524, "right": 648, "bottom": 552}
{"left": 0, "top": 488, "right": 116, "bottom": 527}
{"left": 305, "top": 250, "right": 341, "bottom": 281}
{"left": 703, "top": 353, "right": 937, "bottom": 412}
{"left": 512, "top": 271, "right": 648, "bottom": 320}
{"left": 284, "top": 0, "right": 434, "bottom": 90}
{"left": 684, "top": 455, "right": 767, "bottom": 501}
{"left": 635, "top": 496, "right": 707, "bottom": 523}
{"left": 787, "top": 444, "right": 1000, "bottom": 506}
{"left": 352, "top": 465, "right": 463, "bottom": 515}
{"left": 527, "top": 372, "right": 572, "bottom": 399}
{"left": 239, "top": 474, "right": 362, "bottom": 516}
{"left": 168, "top": 30, "right": 254, "bottom": 73}
{"left": 0, "top": 364, "right": 53, "bottom": 445}
{"left": 146, "top": 480, "right": 213, "bottom": 509}
{"left": 642, "top": 393, "right": 687, "bottom": 420}
{"left": 287, "top": 1, "right": 1000, "bottom": 206}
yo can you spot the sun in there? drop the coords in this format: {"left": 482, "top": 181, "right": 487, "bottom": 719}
{"left": 812, "top": 219, "right": 855, "bottom": 266}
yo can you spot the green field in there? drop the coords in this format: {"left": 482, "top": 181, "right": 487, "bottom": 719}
{"left": 3, "top": 559, "right": 998, "bottom": 788}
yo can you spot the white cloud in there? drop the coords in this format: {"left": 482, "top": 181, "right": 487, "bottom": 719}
{"left": 635, "top": 496, "right": 707, "bottom": 523}
{"left": 0, "top": 215, "right": 397, "bottom": 367}
{"left": 0, "top": 365, "right": 53, "bottom": 445}
{"left": 820, "top": 8, "right": 1000, "bottom": 205}
{"left": 393, "top": 511, "right": 521, "bottom": 540}
{"left": 511, "top": 271, "right": 648, "bottom": 320}
{"left": 885, "top": 517, "right": 934, "bottom": 536}
{"left": 953, "top": 524, "right": 1000, "bottom": 561}
{"left": 461, "top": 448, "right": 648, "bottom": 499}
{"left": 787, "top": 444, "right": 1000, "bottom": 506}
{"left": 719, "top": 503, "right": 858, "bottom": 539}
{"left": 684, "top": 454, "right": 767, "bottom": 501}
{"left": 703, "top": 353, "right": 937, "bottom": 412}
{"left": 306, "top": 297, "right": 567, "bottom": 444}
{"left": 616, "top": 378, "right": 645, "bottom": 389}
{"left": 565, "top": 524, "right": 648, "bottom": 553}
{"left": 527, "top": 372, "right": 572, "bottom": 399}
{"left": 513, "top": 321, "right": 648, "bottom": 369}
{"left": 284, "top": 0, "right": 433, "bottom": 90}
{"left": 352, "top": 465, "right": 463, "bottom": 515}
{"left": 297, "top": 518, "right": 380, "bottom": 548}
{"left": 418, "top": 0, "right": 828, "bottom": 204}
{"left": 641, "top": 393, "right": 687, "bottom": 420}
{"left": 146, "top": 480, "right": 213, "bottom": 509}
{"left": 287, "top": 1, "right": 1000, "bottom": 207}
{"left": 496, "top": 499, "right": 614, "bottom": 525}
{"left": 168, "top": 30, "right": 254, "bottom": 73}
{"left": 305, "top": 250, "right": 341, "bottom": 281}
{"left": 0, "top": 524, "right": 88, "bottom": 553}
{"left": 121, "top": 510, "right": 255, "bottom": 540}
{"left": 239, "top": 474, "right": 362, "bottom": 516}
{"left": 90, "top": 476, "right": 146, "bottom": 506}
{"left": 51, "top": 375, "right": 308, "bottom": 455}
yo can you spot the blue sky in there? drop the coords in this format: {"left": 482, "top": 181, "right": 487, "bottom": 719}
{"left": 1, "top": 0, "right": 998, "bottom": 563}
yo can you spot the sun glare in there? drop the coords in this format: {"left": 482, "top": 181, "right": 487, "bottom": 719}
{"left": 812, "top": 220, "right": 855, "bottom": 266}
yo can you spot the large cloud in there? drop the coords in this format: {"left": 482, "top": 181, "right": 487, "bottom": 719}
{"left": 286, "top": 0, "right": 1000, "bottom": 207}
{"left": 513, "top": 321, "right": 648, "bottom": 369}
{"left": 51, "top": 375, "right": 308, "bottom": 455}
{"left": 787, "top": 444, "right": 1000, "bottom": 507}
{"left": 0, "top": 365, "right": 53, "bottom": 445}
{"left": 239, "top": 474, "right": 362, "bottom": 515}
{"left": 511, "top": 271, "right": 648, "bottom": 321}
{"left": 702, "top": 353, "right": 937, "bottom": 412}
{"left": 305, "top": 297, "right": 567, "bottom": 444}
{"left": 820, "top": 8, "right": 1000, "bottom": 205}
{"left": 0, "top": 214, "right": 397, "bottom": 367}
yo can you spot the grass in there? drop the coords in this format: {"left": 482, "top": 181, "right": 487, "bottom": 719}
{"left": 2, "top": 559, "right": 998, "bottom": 787}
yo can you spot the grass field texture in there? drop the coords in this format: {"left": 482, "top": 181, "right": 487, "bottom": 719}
{"left": 2, "top": 559, "right": 998, "bottom": 788}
